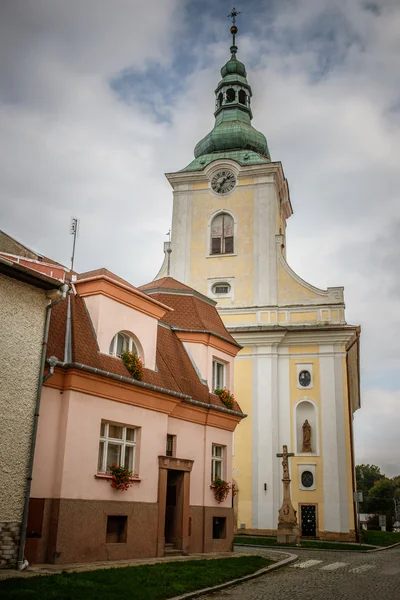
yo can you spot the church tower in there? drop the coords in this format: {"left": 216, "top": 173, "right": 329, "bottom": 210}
{"left": 158, "top": 15, "right": 361, "bottom": 541}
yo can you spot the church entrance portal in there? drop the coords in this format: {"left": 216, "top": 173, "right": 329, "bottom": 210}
{"left": 300, "top": 504, "right": 317, "bottom": 537}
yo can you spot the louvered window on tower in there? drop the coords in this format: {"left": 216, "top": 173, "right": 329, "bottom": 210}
{"left": 211, "top": 213, "right": 234, "bottom": 255}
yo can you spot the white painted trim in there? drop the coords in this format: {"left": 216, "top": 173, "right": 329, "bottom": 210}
{"left": 208, "top": 276, "right": 235, "bottom": 302}
{"left": 296, "top": 363, "right": 314, "bottom": 390}
{"left": 206, "top": 209, "right": 237, "bottom": 258}
{"left": 298, "top": 464, "right": 316, "bottom": 491}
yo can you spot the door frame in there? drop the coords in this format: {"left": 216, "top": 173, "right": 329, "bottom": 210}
{"left": 299, "top": 503, "right": 319, "bottom": 538}
{"left": 157, "top": 456, "right": 193, "bottom": 556}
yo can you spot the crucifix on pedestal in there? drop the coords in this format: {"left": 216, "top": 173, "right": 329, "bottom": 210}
{"left": 276, "top": 445, "right": 300, "bottom": 545}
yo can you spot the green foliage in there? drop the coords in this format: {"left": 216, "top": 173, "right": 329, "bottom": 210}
{"left": 356, "top": 464, "right": 384, "bottom": 495}
{"left": 214, "top": 387, "right": 235, "bottom": 409}
{"left": 120, "top": 350, "right": 143, "bottom": 381}
{"left": 210, "top": 475, "right": 232, "bottom": 503}
{"left": 0, "top": 557, "right": 271, "bottom": 600}
{"left": 109, "top": 463, "right": 133, "bottom": 491}
{"left": 362, "top": 530, "right": 400, "bottom": 546}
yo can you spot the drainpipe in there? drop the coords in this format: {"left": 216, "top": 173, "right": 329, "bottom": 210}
{"left": 17, "top": 283, "right": 69, "bottom": 570}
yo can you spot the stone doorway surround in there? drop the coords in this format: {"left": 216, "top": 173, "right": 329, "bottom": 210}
{"left": 157, "top": 456, "right": 193, "bottom": 557}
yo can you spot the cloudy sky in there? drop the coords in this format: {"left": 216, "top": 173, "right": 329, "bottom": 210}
{"left": 1, "top": 0, "right": 399, "bottom": 476}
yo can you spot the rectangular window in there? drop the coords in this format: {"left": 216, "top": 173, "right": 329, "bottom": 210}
{"left": 212, "top": 360, "right": 225, "bottom": 390}
{"left": 106, "top": 516, "right": 127, "bottom": 543}
{"left": 211, "top": 444, "right": 224, "bottom": 481}
{"left": 98, "top": 421, "right": 136, "bottom": 474}
{"left": 166, "top": 434, "right": 176, "bottom": 457}
{"left": 212, "top": 517, "right": 227, "bottom": 539}
{"left": 224, "top": 236, "right": 234, "bottom": 254}
{"left": 211, "top": 237, "right": 221, "bottom": 255}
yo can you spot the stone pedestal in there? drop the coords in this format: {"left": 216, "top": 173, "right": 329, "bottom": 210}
{"left": 277, "top": 522, "right": 300, "bottom": 545}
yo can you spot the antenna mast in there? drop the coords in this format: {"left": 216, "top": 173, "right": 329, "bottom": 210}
{"left": 70, "top": 217, "right": 79, "bottom": 273}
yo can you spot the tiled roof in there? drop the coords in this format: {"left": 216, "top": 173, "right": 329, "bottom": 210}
{"left": 77, "top": 268, "right": 137, "bottom": 290}
{"left": 139, "top": 277, "right": 199, "bottom": 294}
{"left": 139, "top": 277, "right": 239, "bottom": 347}
{"left": 47, "top": 294, "right": 243, "bottom": 413}
{"left": 0, "top": 256, "right": 65, "bottom": 290}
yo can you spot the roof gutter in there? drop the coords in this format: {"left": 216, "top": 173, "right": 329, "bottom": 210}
{"left": 45, "top": 359, "right": 246, "bottom": 418}
{"left": 18, "top": 283, "right": 69, "bottom": 570}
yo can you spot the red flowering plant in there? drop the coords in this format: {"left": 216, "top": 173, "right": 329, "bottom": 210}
{"left": 210, "top": 475, "right": 232, "bottom": 503}
{"left": 214, "top": 387, "right": 235, "bottom": 410}
{"left": 120, "top": 350, "right": 143, "bottom": 381}
{"left": 109, "top": 463, "right": 133, "bottom": 491}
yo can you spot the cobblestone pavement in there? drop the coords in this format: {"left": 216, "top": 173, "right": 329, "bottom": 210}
{"left": 200, "top": 545, "right": 400, "bottom": 600}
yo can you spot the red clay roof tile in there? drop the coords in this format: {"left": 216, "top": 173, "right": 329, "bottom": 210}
{"left": 47, "top": 293, "right": 243, "bottom": 414}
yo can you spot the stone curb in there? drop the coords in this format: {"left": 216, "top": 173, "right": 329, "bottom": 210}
{"left": 168, "top": 551, "right": 298, "bottom": 600}
{"left": 366, "top": 541, "right": 400, "bottom": 552}
{"left": 234, "top": 543, "right": 373, "bottom": 554}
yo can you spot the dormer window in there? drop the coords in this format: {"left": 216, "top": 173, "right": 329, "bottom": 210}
{"left": 109, "top": 331, "right": 137, "bottom": 357}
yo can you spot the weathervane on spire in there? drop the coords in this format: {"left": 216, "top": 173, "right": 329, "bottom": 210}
{"left": 227, "top": 7, "right": 240, "bottom": 52}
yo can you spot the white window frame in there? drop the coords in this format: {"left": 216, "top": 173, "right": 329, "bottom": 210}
{"left": 109, "top": 332, "right": 137, "bottom": 357}
{"left": 212, "top": 359, "right": 226, "bottom": 390}
{"left": 98, "top": 421, "right": 136, "bottom": 474}
{"left": 211, "top": 444, "right": 224, "bottom": 481}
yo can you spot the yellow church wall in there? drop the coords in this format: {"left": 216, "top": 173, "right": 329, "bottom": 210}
{"left": 222, "top": 313, "right": 257, "bottom": 325}
{"left": 289, "top": 353, "right": 325, "bottom": 533}
{"left": 342, "top": 355, "right": 356, "bottom": 532}
{"left": 189, "top": 188, "right": 255, "bottom": 304}
{"left": 278, "top": 262, "right": 325, "bottom": 304}
{"left": 288, "top": 346, "right": 319, "bottom": 355}
{"left": 233, "top": 356, "right": 253, "bottom": 528}
{"left": 289, "top": 311, "right": 318, "bottom": 323}
{"left": 331, "top": 310, "right": 339, "bottom": 320}
{"left": 192, "top": 182, "right": 208, "bottom": 190}
{"left": 321, "top": 310, "right": 329, "bottom": 320}
{"left": 278, "top": 312, "right": 286, "bottom": 323}
{"left": 238, "top": 177, "right": 254, "bottom": 186}
{"left": 259, "top": 312, "right": 270, "bottom": 322}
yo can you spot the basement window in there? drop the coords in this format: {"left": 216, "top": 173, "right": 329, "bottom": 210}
{"left": 106, "top": 516, "right": 127, "bottom": 543}
{"left": 212, "top": 517, "right": 226, "bottom": 539}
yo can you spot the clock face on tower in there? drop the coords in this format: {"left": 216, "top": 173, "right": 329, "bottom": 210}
{"left": 211, "top": 170, "right": 236, "bottom": 194}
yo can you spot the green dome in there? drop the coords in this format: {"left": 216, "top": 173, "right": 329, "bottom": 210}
{"left": 194, "top": 109, "right": 269, "bottom": 159}
{"left": 221, "top": 53, "right": 247, "bottom": 78}
{"left": 184, "top": 36, "right": 271, "bottom": 171}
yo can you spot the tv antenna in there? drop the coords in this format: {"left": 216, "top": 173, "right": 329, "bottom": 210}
{"left": 70, "top": 217, "right": 79, "bottom": 273}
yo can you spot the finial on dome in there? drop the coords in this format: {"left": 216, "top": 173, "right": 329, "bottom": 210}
{"left": 227, "top": 7, "right": 240, "bottom": 54}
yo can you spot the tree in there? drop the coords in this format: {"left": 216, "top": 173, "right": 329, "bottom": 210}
{"left": 356, "top": 464, "right": 385, "bottom": 512}
{"left": 356, "top": 464, "right": 384, "bottom": 494}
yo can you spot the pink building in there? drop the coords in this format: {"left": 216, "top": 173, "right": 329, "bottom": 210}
{"left": 25, "top": 271, "right": 244, "bottom": 565}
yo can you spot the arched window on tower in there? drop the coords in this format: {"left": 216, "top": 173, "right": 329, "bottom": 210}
{"left": 226, "top": 88, "right": 235, "bottom": 103}
{"left": 238, "top": 90, "right": 246, "bottom": 105}
{"left": 211, "top": 212, "right": 234, "bottom": 255}
{"left": 218, "top": 92, "right": 223, "bottom": 108}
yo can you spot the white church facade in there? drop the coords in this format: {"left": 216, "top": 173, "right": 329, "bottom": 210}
{"left": 157, "top": 22, "right": 361, "bottom": 540}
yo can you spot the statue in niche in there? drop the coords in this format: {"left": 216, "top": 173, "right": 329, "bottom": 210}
{"left": 302, "top": 419, "right": 312, "bottom": 453}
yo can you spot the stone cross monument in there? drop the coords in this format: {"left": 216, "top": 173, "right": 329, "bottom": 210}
{"left": 276, "top": 445, "right": 300, "bottom": 545}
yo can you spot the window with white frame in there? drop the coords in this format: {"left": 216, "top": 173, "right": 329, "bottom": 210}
{"left": 211, "top": 444, "right": 224, "bottom": 481}
{"left": 109, "top": 332, "right": 137, "bottom": 357}
{"left": 210, "top": 213, "right": 234, "bottom": 255}
{"left": 212, "top": 359, "right": 225, "bottom": 390}
{"left": 98, "top": 422, "right": 137, "bottom": 473}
